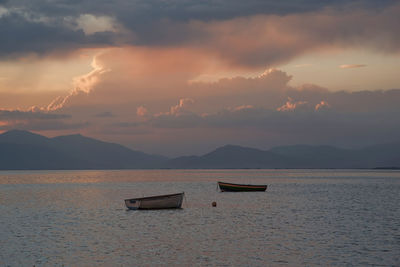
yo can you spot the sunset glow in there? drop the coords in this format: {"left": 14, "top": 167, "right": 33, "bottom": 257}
{"left": 1, "top": 0, "right": 400, "bottom": 156}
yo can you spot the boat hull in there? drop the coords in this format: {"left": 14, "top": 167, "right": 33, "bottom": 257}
{"left": 218, "top": 182, "right": 267, "bottom": 192}
{"left": 125, "top": 192, "right": 184, "bottom": 210}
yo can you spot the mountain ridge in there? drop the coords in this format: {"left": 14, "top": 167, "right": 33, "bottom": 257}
{"left": 0, "top": 130, "right": 399, "bottom": 170}
{"left": 0, "top": 130, "right": 166, "bottom": 170}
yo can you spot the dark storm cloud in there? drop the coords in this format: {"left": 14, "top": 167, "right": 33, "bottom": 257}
{"left": 5, "top": 0, "right": 396, "bottom": 21}
{"left": 0, "top": 11, "right": 117, "bottom": 57}
{"left": 0, "top": 0, "right": 399, "bottom": 59}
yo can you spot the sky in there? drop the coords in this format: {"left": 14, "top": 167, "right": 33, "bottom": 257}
{"left": 0, "top": 0, "right": 400, "bottom": 157}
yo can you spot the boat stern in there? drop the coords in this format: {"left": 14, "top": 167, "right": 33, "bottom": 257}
{"left": 125, "top": 199, "right": 141, "bottom": 210}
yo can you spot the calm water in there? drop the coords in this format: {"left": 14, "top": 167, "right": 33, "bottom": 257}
{"left": 0, "top": 169, "right": 399, "bottom": 266}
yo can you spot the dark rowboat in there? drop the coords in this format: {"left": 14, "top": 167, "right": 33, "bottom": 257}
{"left": 125, "top": 192, "right": 184, "bottom": 210}
{"left": 218, "top": 181, "right": 267, "bottom": 192}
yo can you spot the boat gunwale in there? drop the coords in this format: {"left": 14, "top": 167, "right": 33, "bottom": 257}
{"left": 218, "top": 181, "right": 267, "bottom": 188}
{"left": 124, "top": 192, "right": 184, "bottom": 202}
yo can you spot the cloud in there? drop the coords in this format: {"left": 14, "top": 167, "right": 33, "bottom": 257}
{"left": 5, "top": 1, "right": 394, "bottom": 25}
{"left": 0, "top": 109, "right": 70, "bottom": 120}
{"left": 46, "top": 52, "right": 110, "bottom": 111}
{"left": 0, "top": 120, "right": 89, "bottom": 131}
{"left": 2, "top": 47, "right": 399, "bottom": 155}
{"left": 127, "top": 101, "right": 400, "bottom": 154}
{"left": 294, "top": 64, "right": 312, "bottom": 68}
{"left": 277, "top": 98, "right": 308, "bottom": 111}
{"left": 37, "top": 48, "right": 400, "bottom": 116}
{"left": 0, "top": 1, "right": 399, "bottom": 156}
{"left": 339, "top": 64, "right": 367, "bottom": 69}
{"left": 137, "top": 98, "right": 331, "bottom": 130}
{"left": 126, "top": 100, "right": 400, "bottom": 153}
{"left": 150, "top": 112, "right": 201, "bottom": 129}
{"left": 136, "top": 106, "right": 148, "bottom": 117}
{"left": 89, "top": 66, "right": 400, "bottom": 147}
{"left": 0, "top": 11, "right": 117, "bottom": 58}
{"left": 0, "top": 108, "right": 88, "bottom": 131}
{"left": 72, "top": 54, "right": 110, "bottom": 94}
{"left": 149, "top": 98, "right": 198, "bottom": 128}
{"left": 75, "top": 14, "right": 119, "bottom": 35}
{"left": 232, "top": 105, "right": 254, "bottom": 111}
{"left": 190, "top": 5, "right": 400, "bottom": 68}
{"left": 119, "top": 101, "right": 400, "bottom": 156}
{"left": 42, "top": 54, "right": 400, "bottom": 131}
{"left": 169, "top": 98, "right": 195, "bottom": 115}
{"left": 315, "top": 100, "right": 330, "bottom": 110}
{"left": 94, "top": 111, "right": 114, "bottom": 118}
{"left": 0, "top": 1, "right": 399, "bottom": 70}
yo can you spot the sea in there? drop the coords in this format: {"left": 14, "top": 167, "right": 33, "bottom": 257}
{"left": 0, "top": 169, "right": 399, "bottom": 266}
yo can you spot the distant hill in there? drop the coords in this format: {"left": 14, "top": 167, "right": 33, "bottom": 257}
{"left": 0, "top": 130, "right": 399, "bottom": 170}
{"left": 270, "top": 143, "right": 400, "bottom": 168}
{"left": 52, "top": 134, "right": 166, "bottom": 169}
{"left": 166, "top": 145, "right": 294, "bottom": 169}
{"left": 269, "top": 145, "right": 353, "bottom": 168}
{"left": 0, "top": 130, "right": 166, "bottom": 170}
{"left": 167, "top": 143, "right": 400, "bottom": 169}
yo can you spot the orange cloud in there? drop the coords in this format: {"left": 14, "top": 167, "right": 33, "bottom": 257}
{"left": 277, "top": 97, "right": 308, "bottom": 111}
{"left": 170, "top": 98, "right": 194, "bottom": 115}
{"left": 233, "top": 105, "right": 254, "bottom": 111}
{"left": 136, "top": 106, "right": 148, "bottom": 117}
{"left": 46, "top": 52, "right": 110, "bottom": 111}
{"left": 41, "top": 47, "right": 280, "bottom": 117}
{"left": 315, "top": 100, "right": 330, "bottom": 110}
{"left": 171, "top": 4, "right": 400, "bottom": 68}
{"left": 339, "top": 64, "right": 366, "bottom": 69}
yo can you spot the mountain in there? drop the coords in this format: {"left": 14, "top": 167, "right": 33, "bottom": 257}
{"left": 166, "top": 145, "right": 294, "bottom": 169}
{"left": 1, "top": 130, "right": 399, "bottom": 169}
{"left": 355, "top": 143, "right": 400, "bottom": 168}
{"left": 0, "top": 130, "right": 166, "bottom": 170}
{"left": 167, "top": 143, "right": 400, "bottom": 169}
{"left": 270, "top": 143, "right": 400, "bottom": 168}
{"left": 0, "top": 129, "right": 52, "bottom": 146}
{"left": 52, "top": 134, "right": 166, "bottom": 169}
{"left": 269, "top": 145, "right": 354, "bottom": 168}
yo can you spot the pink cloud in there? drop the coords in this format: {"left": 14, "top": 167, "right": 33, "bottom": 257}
{"left": 315, "top": 100, "right": 330, "bottom": 111}
{"left": 277, "top": 97, "right": 308, "bottom": 111}
{"left": 164, "top": 98, "right": 195, "bottom": 116}
{"left": 339, "top": 64, "right": 366, "bottom": 69}
{"left": 46, "top": 52, "right": 110, "bottom": 111}
{"left": 136, "top": 106, "right": 148, "bottom": 117}
{"left": 233, "top": 105, "right": 254, "bottom": 111}
{"left": 175, "top": 4, "right": 400, "bottom": 68}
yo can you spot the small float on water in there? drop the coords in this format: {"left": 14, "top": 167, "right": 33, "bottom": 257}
{"left": 218, "top": 181, "right": 267, "bottom": 192}
{"left": 125, "top": 192, "right": 184, "bottom": 210}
